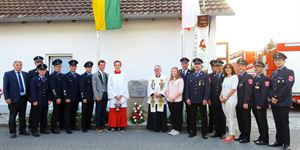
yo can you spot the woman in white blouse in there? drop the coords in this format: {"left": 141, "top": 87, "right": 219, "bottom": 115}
{"left": 220, "top": 64, "right": 239, "bottom": 142}
{"left": 165, "top": 67, "right": 184, "bottom": 136}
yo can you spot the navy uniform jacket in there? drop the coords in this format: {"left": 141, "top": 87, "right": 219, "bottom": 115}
{"left": 79, "top": 72, "right": 93, "bottom": 101}
{"left": 269, "top": 66, "right": 295, "bottom": 107}
{"left": 3, "top": 70, "right": 29, "bottom": 103}
{"left": 28, "top": 68, "right": 49, "bottom": 81}
{"left": 49, "top": 71, "right": 64, "bottom": 101}
{"left": 237, "top": 72, "right": 254, "bottom": 107}
{"left": 209, "top": 72, "right": 224, "bottom": 105}
{"left": 253, "top": 73, "right": 270, "bottom": 109}
{"left": 63, "top": 71, "right": 80, "bottom": 101}
{"left": 185, "top": 71, "right": 211, "bottom": 104}
{"left": 180, "top": 69, "right": 193, "bottom": 101}
{"left": 28, "top": 68, "right": 49, "bottom": 98}
{"left": 30, "top": 76, "right": 49, "bottom": 106}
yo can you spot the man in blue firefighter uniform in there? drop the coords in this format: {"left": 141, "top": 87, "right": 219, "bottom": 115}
{"left": 185, "top": 58, "right": 210, "bottom": 139}
{"left": 49, "top": 59, "right": 64, "bottom": 134}
{"left": 269, "top": 52, "right": 294, "bottom": 150}
{"left": 79, "top": 61, "right": 94, "bottom": 132}
{"left": 179, "top": 57, "right": 193, "bottom": 133}
{"left": 236, "top": 58, "right": 254, "bottom": 143}
{"left": 252, "top": 60, "right": 270, "bottom": 145}
{"left": 63, "top": 59, "right": 81, "bottom": 134}
{"left": 30, "top": 64, "right": 50, "bottom": 137}
{"left": 209, "top": 59, "right": 226, "bottom": 139}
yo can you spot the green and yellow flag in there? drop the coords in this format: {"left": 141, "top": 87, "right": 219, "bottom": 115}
{"left": 92, "top": 0, "right": 122, "bottom": 31}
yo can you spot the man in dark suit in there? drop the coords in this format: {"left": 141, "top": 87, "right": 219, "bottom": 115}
{"left": 179, "top": 57, "right": 193, "bottom": 134}
{"left": 269, "top": 52, "right": 294, "bottom": 150}
{"left": 185, "top": 58, "right": 211, "bottom": 139}
{"left": 209, "top": 59, "right": 226, "bottom": 139}
{"left": 63, "top": 59, "right": 81, "bottom": 134}
{"left": 49, "top": 59, "right": 64, "bottom": 134}
{"left": 252, "top": 60, "right": 270, "bottom": 145}
{"left": 3, "top": 60, "right": 30, "bottom": 138}
{"left": 236, "top": 58, "right": 254, "bottom": 143}
{"left": 30, "top": 64, "right": 51, "bottom": 137}
{"left": 80, "top": 61, "right": 94, "bottom": 132}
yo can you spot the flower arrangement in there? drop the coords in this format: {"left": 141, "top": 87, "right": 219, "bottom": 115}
{"left": 129, "top": 103, "right": 145, "bottom": 124}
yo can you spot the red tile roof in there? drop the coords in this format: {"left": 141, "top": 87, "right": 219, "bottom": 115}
{"left": 0, "top": 0, "right": 234, "bottom": 23}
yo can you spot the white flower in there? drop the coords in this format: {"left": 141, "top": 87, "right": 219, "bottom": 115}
{"left": 133, "top": 107, "right": 136, "bottom": 110}
{"left": 133, "top": 116, "right": 136, "bottom": 118}
{"left": 139, "top": 105, "right": 142, "bottom": 107}
{"left": 134, "top": 102, "right": 137, "bottom": 105}
{"left": 134, "top": 110, "right": 137, "bottom": 113}
{"left": 140, "top": 117, "right": 143, "bottom": 119}
{"left": 137, "top": 107, "right": 140, "bottom": 110}
{"left": 134, "top": 119, "right": 137, "bottom": 122}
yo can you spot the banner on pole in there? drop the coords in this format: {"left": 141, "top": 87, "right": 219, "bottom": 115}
{"left": 193, "top": 15, "right": 210, "bottom": 60}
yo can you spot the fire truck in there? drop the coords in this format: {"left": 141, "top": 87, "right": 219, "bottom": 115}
{"left": 227, "top": 42, "right": 300, "bottom": 105}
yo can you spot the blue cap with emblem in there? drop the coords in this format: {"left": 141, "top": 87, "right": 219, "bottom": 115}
{"left": 192, "top": 58, "right": 203, "bottom": 64}
{"left": 33, "top": 56, "right": 44, "bottom": 62}
{"left": 37, "top": 64, "right": 47, "bottom": 70}
{"left": 237, "top": 58, "right": 248, "bottom": 66}
{"left": 253, "top": 60, "right": 265, "bottom": 68}
{"left": 84, "top": 61, "right": 94, "bottom": 68}
{"left": 52, "top": 59, "right": 62, "bottom": 66}
{"left": 273, "top": 52, "right": 287, "bottom": 60}
{"left": 213, "top": 59, "right": 224, "bottom": 66}
{"left": 68, "top": 59, "right": 78, "bottom": 66}
{"left": 210, "top": 60, "right": 216, "bottom": 66}
{"left": 180, "top": 57, "right": 190, "bottom": 63}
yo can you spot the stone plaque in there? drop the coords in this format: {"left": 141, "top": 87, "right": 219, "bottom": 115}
{"left": 128, "top": 80, "right": 148, "bottom": 98}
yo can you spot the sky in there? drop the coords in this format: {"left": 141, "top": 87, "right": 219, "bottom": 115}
{"left": 216, "top": 0, "right": 300, "bottom": 54}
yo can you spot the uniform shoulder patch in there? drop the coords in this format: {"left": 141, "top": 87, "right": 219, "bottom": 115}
{"left": 248, "top": 78, "right": 253, "bottom": 84}
{"left": 265, "top": 81, "right": 270, "bottom": 87}
{"left": 288, "top": 75, "right": 294, "bottom": 82}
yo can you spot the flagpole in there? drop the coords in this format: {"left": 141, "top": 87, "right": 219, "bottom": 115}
{"left": 96, "top": 30, "right": 100, "bottom": 61}
{"left": 181, "top": 29, "right": 184, "bottom": 57}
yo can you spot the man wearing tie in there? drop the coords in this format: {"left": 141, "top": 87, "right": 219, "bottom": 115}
{"left": 63, "top": 59, "right": 81, "bottom": 133}
{"left": 30, "top": 64, "right": 51, "bottom": 137}
{"left": 92, "top": 60, "right": 109, "bottom": 132}
{"left": 179, "top": 57, "right": 193, "bottom": 134}
{"left": 3, "top": 60, "right": 30, "bottom": 138}
{"left": 185, "top": 58, "right": 211, "bottom": 139}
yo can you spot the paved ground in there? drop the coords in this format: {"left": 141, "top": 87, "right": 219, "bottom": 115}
{"left": 1, "top": 106, "right": 300, "bottom": 150}
{"left": 0, "top": 127, "right": 299, "bottom": 150}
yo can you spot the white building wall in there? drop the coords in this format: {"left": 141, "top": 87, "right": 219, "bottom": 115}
{"left": 0, "top": 17, "right": 217, "bottom": 104}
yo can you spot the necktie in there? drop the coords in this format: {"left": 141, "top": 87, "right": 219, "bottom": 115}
{"left": 17, "top": 72, "right": 25, "bottom": 93}
{"left": 102, "top": 72, "right": 106, "bottom": 84}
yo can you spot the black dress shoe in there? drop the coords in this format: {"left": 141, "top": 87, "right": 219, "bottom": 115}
{"left": 40, "top": 130, "right": 50, "bottom": 134}
{"left": 239, "top": 139, "right": 250, "bottom": 143}
{"left": 19, "top": 130, "right": 30, "bottom": 135}
{"left": 52, "top": 130, "right": 61, "bottom": 134}
{"left": 32, "top": 132, "right": 40, "bottom": 137}
{"left": 210, "top": 132, "right": 219, "bottom": 138}
{"left": 10, "top": 133, "right": 17, "bottom": 138}
{"left": 253, "top": 138, "right": 260, "bottom": 143}
{"left": 219, "top": 134, "right": 226, "bottom": 139}
{"left": 283, "top": 144, "right": 291, "bottom": 150}
{"left": 202, "top": 134, "right": 208, "bottom": 139}
{"left": 235, "top": 136, "right": 242, "bottom": 141}
{"left": 188, "top": 133, "right": 196, "bottom": 138}
{"left": 269, "top": 141, "right": 283, "bottom": 147}
{"left": 255, "top": 140, "right": 268, "bottom": 145}
{"left": 72, "top": 127, "right": 80, "bottom": 131}
{"left": 66, "top": 129, "right": 73, "bottom": 134}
